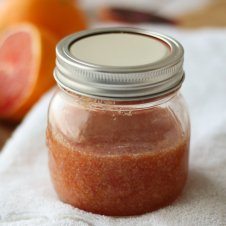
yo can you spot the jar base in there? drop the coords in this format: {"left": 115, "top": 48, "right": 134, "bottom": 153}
{"left": 56, "top": 188, "right": 185, "bottom": 216}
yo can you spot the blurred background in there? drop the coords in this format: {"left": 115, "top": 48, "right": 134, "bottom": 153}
{"left": 0, "top": 0, "right": 226, "bottom": 148}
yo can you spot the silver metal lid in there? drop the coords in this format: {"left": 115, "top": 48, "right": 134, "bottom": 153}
{"left": 54, "top": 27, "right": 184, "bottom": 100}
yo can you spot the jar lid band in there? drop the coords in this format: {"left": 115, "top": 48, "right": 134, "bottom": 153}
{"left": 54, "top": 27, "right": 184, "bottom": 100}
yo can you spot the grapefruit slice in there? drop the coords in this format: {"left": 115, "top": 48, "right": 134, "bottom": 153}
{"left": 0, "top": 23, "right": 57, "bottom": 121}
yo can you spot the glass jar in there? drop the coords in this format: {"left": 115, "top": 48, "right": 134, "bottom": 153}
{"left": 46, "top": 27, "right": 190, "bottom": 216}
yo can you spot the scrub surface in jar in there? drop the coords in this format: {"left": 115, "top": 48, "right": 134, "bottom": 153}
{"left": 47, "top": 27, "right": 190, "bottom": 216}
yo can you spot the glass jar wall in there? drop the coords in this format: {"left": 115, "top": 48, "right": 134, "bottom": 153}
{"left": 47, "top": 89, "right": 190, "bottom": 216}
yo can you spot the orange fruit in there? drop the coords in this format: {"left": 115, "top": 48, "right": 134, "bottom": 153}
{"left": 0, "top": 0, "right": 87, "bottom": 39}
{"left": 0, "top": 23, "right": 57, "bottom": 121}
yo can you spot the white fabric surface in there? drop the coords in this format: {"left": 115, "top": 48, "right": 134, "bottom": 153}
{"left": 1, "top": 27, "right": 226, "bottom": 226}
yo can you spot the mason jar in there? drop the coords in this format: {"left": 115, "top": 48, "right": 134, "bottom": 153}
{"left": 46, "top": 27, "right": 190, "bottom": 216}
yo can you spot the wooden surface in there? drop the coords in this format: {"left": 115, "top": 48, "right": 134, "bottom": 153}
{"left": 179, "top": 0, "right": 226, "bottom": 28}
{"left": 0, "top": 122, "right": 16, "bottom": 149}
{"left": 1, "top": 0, "right": 226, "bottom": 150}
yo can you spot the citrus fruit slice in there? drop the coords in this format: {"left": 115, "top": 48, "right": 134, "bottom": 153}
{"left": 0, "top": 23, "right": 57, "bottom": 121}
{"left": 0, "top": 0, "right": 87, "bottom": 39}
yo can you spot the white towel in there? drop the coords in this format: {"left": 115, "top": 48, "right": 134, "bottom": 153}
{"left": 0, "top": 28, "right": 226, "bottom": 226}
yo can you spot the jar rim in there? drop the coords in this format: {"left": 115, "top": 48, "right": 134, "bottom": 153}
{"left": 54, "top": 27, "right": 184, "bottom": 101}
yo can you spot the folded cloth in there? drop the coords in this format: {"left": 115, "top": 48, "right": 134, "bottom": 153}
{"left": 0, "top": 28, "right": 226, "bottom": 226}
